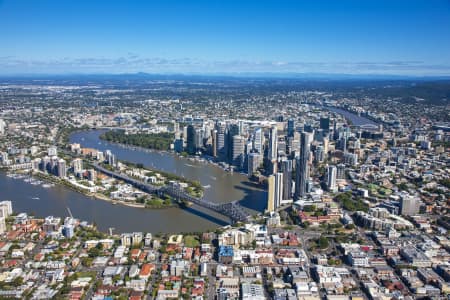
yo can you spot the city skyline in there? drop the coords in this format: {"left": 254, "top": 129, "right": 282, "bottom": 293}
{"left": 1, "top": 0, "right": 450, "bottom": 76}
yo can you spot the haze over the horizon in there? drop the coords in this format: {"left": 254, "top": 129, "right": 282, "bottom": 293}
{"left": 1, "top": 0, "right": 450, "bottom": 76}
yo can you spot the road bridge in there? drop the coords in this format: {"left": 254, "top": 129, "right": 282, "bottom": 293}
{"left": 93, "top": 164, "right": 250, "bottom": 223}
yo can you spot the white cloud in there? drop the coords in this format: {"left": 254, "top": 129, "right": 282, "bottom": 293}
{"left": 0, "top": 55, "right": 449, "bottom": 76}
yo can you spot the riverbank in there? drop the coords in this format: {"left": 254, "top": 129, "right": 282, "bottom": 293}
{"left": 99, "top": 133, "right": 234, "bottom": 174}
{"left": 117, "top": 160, "right": 204, "bottom": 198}
{"left": 70, "top": 130, "right": 267, "bottom": 209}
{"left": 6, "top": 170, "right": 177, "bottom": 211}
{"left": 0, "top": 171, "right": 229, "bottom": 234}
{"left": 100, "top": 130, "right": 174, "bottom": 151}
{"left": 322, "top": 105, "right": 380, "bottom": 126}
{"left": 90, "top": 192, "right": 146, "bottom": 209}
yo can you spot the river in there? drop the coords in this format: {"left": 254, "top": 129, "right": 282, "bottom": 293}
{"left": 0, "top": 130, "right": 266, "bottom": 234}
{"left": 0, "top": 172, "right": 233, "bottom": 233}
{"left": 325, "top": 106, "right": 378, "bottom": 126}
{"left": 1, "top": 109, "right": 376, "bottom": 233}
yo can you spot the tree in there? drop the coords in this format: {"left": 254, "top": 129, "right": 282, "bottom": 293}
{"left": 12, "top": 276, "right": 23, "bottom": 287}
{"left": 345, "top": 224, "right": 356, "bottom": 230}
{"left": 318, "top": 236, "right": 329, "bottom": 249}
{"left": 81, "top": 257, "right": 93, "bottom": 267}
{"left": 88, "top": 247, "right": 101, "bottom": 258}
{"left": 303, "top": 205, "right": 316, "bottom": 212}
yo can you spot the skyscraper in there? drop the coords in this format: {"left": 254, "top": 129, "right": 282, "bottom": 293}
{"left": 0, "top": 201, "right": 12, "bottom": 218}
{"left": 186, "top": 124, "right": 196, "bottom": 154}
{"left": 280, "top": 159, "right": 293, "bottom": 201}
{"left": 268, "top": 126, "right": 278, "bottom": 161}
{"left": 174, "top": 138, "right": 184, "bottom": 153}
{"left": 320, "top": 117, "right": 330, "bottom": 132}
{"left": 0, "top": 119, "right": 6, "bottom": 135}
{"left": 50, "top": 156, "right": 59, "bottom": 175}
{"left": 267, "top": 172, "right": 283, "bottom": 212}
{"left": 72, "top": 158, "right": 83, "bottom": 174}
{"left": 344, "top": 152, "right": 358, "bottom": 166}
{"left": 295, "top": 132, "right": 312, "bottom": 200}
{"left": 215, "top": 122, "right": 227, "bottom": 160}
{"left": 274, "top": 172, "right": 284, "bottom": 209}
{"left": 399, "top": 194, "right": 420, "bottom": 216}
{"left": 247, "top": 152, "right": 262, "bottom": 177}
{"left": 226, "top": 124, "right": 240, "bottom": 163}
{"left": 104, "top": 150, "right": 116, "bottom": 167}
{"left": 267, "top": 175, "right": 275, "bottom": 212}
{"left": 327, "top": 165, "right": 337, "bottom": 192}
{"left": 231, "top": 135, "right": 245, "bottom": 168}
{"left": 57, "top": 159, "right": 67, "bottom": 178}
{"left": 314, "top": 146, "right": 324, "bottom": 163}
{"left": 253, "top": 127, "right": 264, "bottom": 154}
{"left": 291, "top": 132, "right": 301, "bottom": 155}
{"left": 195, "top": 127, "right": 203, "bottom": 150}
{"left": 287, "top": 119, "right": 295, "bottom": 137}
{"left": 337, "top": 163, "right": 346, "bottom": 179}
{"left": 339, "top": 137, "right": 347, "bottom": 153}
{"left": 0, "top": 152, "right": 8, "bottom": 164}
{"left": 323, "top": 137, "right": 329, "bottom": 155}
{"left": 40, "top": 156, "right": 51, "bottom": 173}
{"left": 173, "top": 121, "right": 180, "bottom": 139}
{"left": 212, "top": 129, "right": 217, "bottom": 157}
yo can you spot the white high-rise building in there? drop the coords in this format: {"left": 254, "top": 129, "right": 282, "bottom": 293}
{"left": 47, "top": 146, "right": 58, "bottom": 157}
{"left": 231, "top": 135, "right": 245, "bottom": 168}
{"left": 247, "top": 153, "right": 261, "bottom": 177}
{"left": 0, "top": 201, "right": 13, "bottom": 218}
{"left": 323, "top": 137, "right": 329, "bottom": 155}
{"left": 0, "top": 119, "right": 6, "bottom": 135}
{"left": 274, "top": 172, "right": 284, "bottom": 209}
{"left": 268, "top": 126, "right": 278, "bottom": 161}
{"left": 0, "top": 200, "right": 10, "bottom": 233}
{"left": 57, "top": 159, "right": 67, "bottom": 178}
{"left": 344, "top": 152, "right": 358, "bottom": 166}
{"left": 104, "top": 150, "right": 116, "bottom": 166}
{"left": 327, "top": 165, "right": 338, "bottom": 192}
{"left": 0, "top": 217, "right": 6, "bottom": 234}
{"left": 173, "top": 121, "right": 180, "bottom": 139}
{"left": 96, "top": 151, "right": 104, "bottom": 162}
{"left": 399, "top": 193, "right": 420, "bottom": 216}
{"left": 253, "top": 127, "right": 264, "bottom": 154}
{"left": 0, "top": 152, "right": 8, "bottom": 164}
{"left": 72, "top": 158, "right": 83, "bottom": 174}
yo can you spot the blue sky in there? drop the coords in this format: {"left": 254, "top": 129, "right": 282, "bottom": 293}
{"left": 0, "top": 0, "right": 449, "bottom": 75}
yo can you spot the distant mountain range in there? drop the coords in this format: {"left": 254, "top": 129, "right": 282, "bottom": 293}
{"left": 1, "top": 72, "right": 450, "bottom": 81}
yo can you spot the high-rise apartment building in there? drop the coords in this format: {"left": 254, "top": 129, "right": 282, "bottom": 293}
{"left": 72, "top": 158, "right": 83, "bottom": 174}
{"left": 57, "top": 159, "right": 67, "bottom": 178}
{"left": 267, "top": 173, "right": 283, "bottom": 212}
{"left": 399, "top": 194, "right": 420, "bottom": 216}
{"left": 0, "top": 119, "right": 6, "bottom": 135}
{"left": 280, "top": 159, "right": 293, "bottom": 201}
{"left": 268, "top": 126, "right": 278, "bottom": 161}
{"left": 327, "top": 165, "right": 338, "bottom": 192}
{"left": 253, "top": 127, "right": 264, "bottom": 154}
{"left": 231, "top": 135, "right": 245, "bottom": 168}
{"left": 294, "top": 132, "right": 312, "bottom": 200}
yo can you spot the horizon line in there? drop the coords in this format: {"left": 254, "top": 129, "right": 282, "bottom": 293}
{"left": 1, "top": 71, "right": 450, "bottom": 80}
